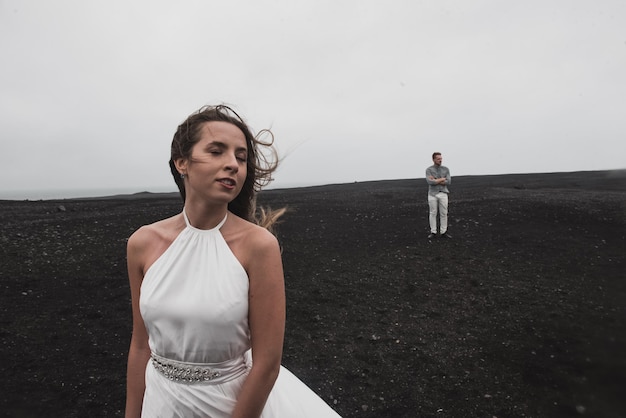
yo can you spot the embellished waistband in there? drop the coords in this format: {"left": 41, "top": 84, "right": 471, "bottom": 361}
{"left": 150, "top": 352, "right": 248, "bottom": 384}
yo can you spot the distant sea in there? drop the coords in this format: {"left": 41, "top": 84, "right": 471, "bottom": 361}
{"left": 0, "top": 181, "right": 319, "bottom": 201}
{"left": 0, "top": 187, "right": 179, "bottom": 201}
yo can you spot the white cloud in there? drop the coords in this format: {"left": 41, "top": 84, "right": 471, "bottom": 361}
{"left": 1, "top": 0, "right": 625, "bottom": 198}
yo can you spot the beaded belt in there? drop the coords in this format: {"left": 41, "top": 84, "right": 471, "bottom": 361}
{"left": 150, "top": 352, "right": 247, "bottom": 384}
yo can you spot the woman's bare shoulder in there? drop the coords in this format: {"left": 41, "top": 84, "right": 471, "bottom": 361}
{"left": 128, "top": 214, "right": 184, "bottom": 249}
{"left": 228, "top": 214, "right": 278, "bottom": 248}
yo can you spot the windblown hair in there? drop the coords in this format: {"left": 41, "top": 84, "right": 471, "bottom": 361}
{"left": 169, "top": 105, "right": 285, "bottom": 230}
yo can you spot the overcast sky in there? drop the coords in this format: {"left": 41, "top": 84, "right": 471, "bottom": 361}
{"left": 1, "top": 0, "right": 625, "bottom": 199}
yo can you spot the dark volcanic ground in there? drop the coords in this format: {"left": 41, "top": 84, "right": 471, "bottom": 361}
{"left": 1, "top": 171, "right": 625, "bottom": 417}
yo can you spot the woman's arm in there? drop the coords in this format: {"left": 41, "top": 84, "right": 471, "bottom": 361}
{"left": 125, "top": 230, "right": 151, "bottom": 418}
{"left": 231, "top": 229, "right": 286, "bottom": 418}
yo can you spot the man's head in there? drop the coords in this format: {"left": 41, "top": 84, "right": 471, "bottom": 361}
{"left": 432, "top": 152, "right": 442, "bottom": 166}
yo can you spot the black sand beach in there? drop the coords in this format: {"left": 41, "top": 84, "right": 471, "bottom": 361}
{"left": 1, "top": 171, "right": 624, "bottom": 417}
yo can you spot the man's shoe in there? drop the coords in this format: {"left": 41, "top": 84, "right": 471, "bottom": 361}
{"left": 428, "top": 233, "right": 436, "bottom": 239}
{"left": 441, "top": 232, "right": 452, "bottom": 239}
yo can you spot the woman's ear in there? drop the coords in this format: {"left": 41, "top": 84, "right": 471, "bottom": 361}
{"left": 174, "top": 158, "right": 188, "bottom": 175}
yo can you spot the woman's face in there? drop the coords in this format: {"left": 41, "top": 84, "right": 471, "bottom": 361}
{"left": 176, "top": 121, "right": 248, "bottom": 204}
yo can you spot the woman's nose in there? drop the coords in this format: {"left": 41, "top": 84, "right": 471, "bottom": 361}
{"left": 224, "top": 153, "right": 239, "bottom": 172}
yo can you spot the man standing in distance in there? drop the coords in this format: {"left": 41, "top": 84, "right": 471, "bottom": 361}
{"left": 426, "top": 152, "right": 451, "bottom": 239}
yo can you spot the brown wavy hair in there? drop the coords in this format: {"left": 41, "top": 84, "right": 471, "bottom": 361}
{"left": 169, "top": 105, "right": 284, "bottom": 228}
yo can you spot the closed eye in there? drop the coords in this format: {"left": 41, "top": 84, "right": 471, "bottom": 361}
{"left": 203, "top": 141, "right": 247, "bottom": 162}
{"left": 205, "top": 144, "right": 223, "bottom": 155}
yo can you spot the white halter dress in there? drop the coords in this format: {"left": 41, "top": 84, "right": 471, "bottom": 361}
{"left": 139, "top": 211, "right": 341, "bottom": 417}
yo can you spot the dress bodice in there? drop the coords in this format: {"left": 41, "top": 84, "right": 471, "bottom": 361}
{"left": 139, "top": 211, "right": 250, "bottom": 363}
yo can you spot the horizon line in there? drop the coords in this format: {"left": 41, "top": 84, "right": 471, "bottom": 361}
{"left": 2, "top": 169, "right": 624, "bottom": 202}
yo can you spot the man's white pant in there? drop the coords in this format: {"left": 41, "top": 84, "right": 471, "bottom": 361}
{"left": 428, "top": 192, "right": 448, "bottom": 234}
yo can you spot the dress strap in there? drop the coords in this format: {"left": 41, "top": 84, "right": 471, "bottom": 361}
{"left": 182, "top": 208, "right": 228, "bottom": 231}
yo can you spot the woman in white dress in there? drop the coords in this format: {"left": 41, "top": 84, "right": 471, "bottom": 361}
{"left": 125, "top": 105, "right": 341, "bottom": 418}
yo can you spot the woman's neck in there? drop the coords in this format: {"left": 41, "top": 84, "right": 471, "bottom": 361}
{"left": 183, "top": 199, "right": 228, "bottom": 230}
